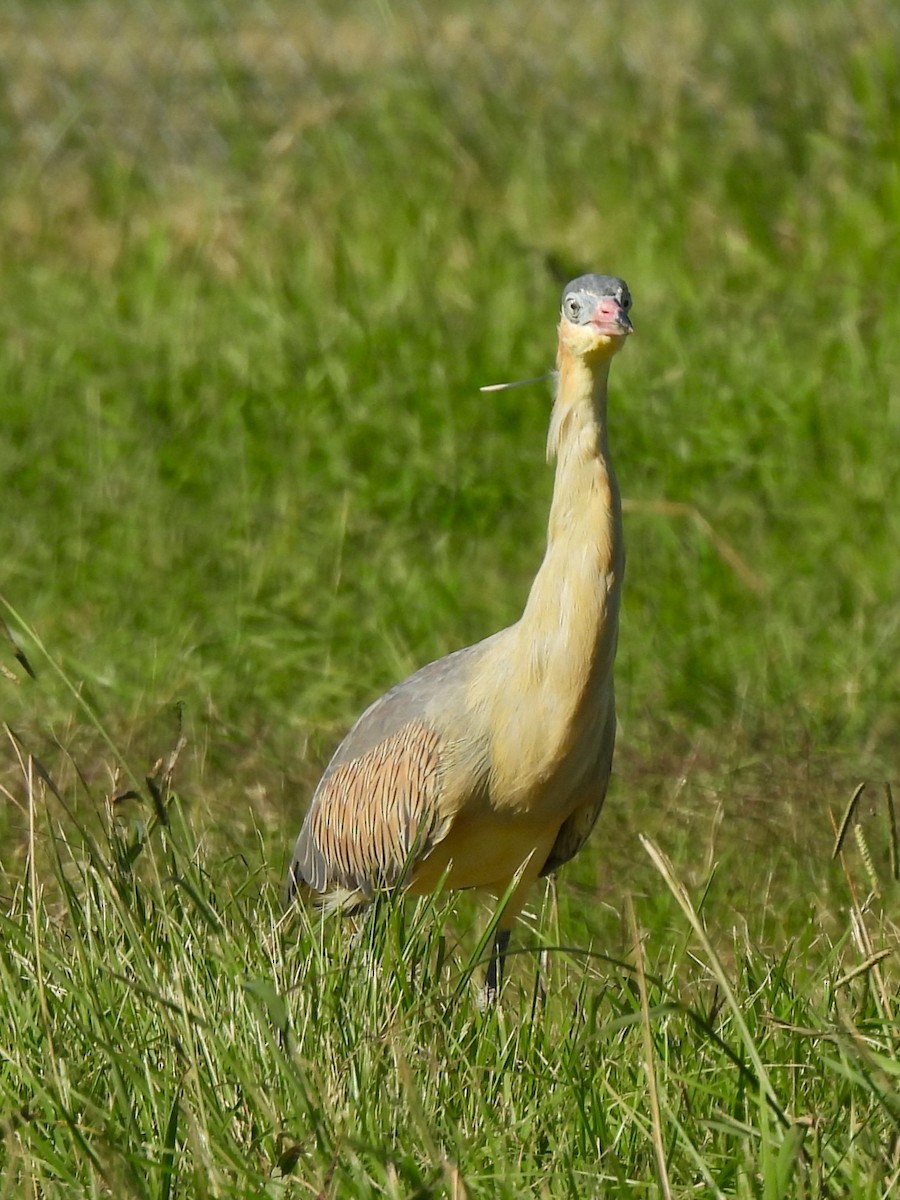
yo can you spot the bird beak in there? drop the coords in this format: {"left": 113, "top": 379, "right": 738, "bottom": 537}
{"left": 590, "top": 298, "right": 634, "bottom": 337}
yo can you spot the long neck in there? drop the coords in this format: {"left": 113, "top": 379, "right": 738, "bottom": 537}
{"left": 518, "top": 347, "right": 624, "bottom": 661}
{"left": 471, "top": 342, "right": 625, "bottom": 803}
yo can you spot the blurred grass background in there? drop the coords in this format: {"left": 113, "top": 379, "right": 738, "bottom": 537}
{"left": 1, "top": 1, "right": 899, "bottom": 1194}
{"left": 3, "top": 0, "right": 898, "bottom": 908}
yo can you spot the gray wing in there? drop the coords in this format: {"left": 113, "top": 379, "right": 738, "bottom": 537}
{"left": 288, "top": 637, "right": 498, "bottom": 902}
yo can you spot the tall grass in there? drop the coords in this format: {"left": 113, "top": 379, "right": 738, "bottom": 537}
{"left": 1, "top": 717, "right": 896, "bottom": 1196}
{"left": 1, "top": 0, "right": 899, "bottom": 1193}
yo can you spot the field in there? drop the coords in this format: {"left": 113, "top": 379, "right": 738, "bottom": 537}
{"left": 1, "top": 0, "right": 898, "bottom": 1195}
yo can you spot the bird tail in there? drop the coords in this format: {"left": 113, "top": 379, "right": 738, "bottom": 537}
{"left": 284, "top": 865, "right": 369, "bottom": 916}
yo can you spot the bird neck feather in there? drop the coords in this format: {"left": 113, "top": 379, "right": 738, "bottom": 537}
{"left": 518, "top": 340, "right": 624, "bottom": 678}
{"left": 467, "top": 342, "right": 624, "bottom": 809}
{"left": 546, "top": 346, "right": 612, "bottom": 462}
{"left": 543, "top": 346, "right": 618, "bottom": 551}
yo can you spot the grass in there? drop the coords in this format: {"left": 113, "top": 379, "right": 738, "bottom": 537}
{"left": 1, "top": 0, "right": 899, "bottom": 1194}
{"left": 2, "top": 733, "right": 897, "bottom": 1197}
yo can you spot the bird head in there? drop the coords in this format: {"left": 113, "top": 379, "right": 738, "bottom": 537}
{"left": 557, "top": 275, "right": 633, "bottom": 363}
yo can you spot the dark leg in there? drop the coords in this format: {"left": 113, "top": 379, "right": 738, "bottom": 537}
{"left": 484, "top": 928, "right": 511, "bottom": 1002}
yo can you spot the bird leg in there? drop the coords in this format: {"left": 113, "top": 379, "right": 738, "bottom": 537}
{"left": 483, "top": 927, "right": 511, "bottom": 1003}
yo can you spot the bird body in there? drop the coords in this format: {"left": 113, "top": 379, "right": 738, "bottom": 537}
{"left": 288, "top": 274, "right": 633, "bottom": 987}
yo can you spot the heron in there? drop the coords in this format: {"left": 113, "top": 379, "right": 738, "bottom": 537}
{"left": 287, "top": 273, "right": 633, "bottom": 997}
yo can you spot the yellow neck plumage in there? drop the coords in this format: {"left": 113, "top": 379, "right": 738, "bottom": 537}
{"left": 476, "top": 337, "right": 624, "bottom": 809}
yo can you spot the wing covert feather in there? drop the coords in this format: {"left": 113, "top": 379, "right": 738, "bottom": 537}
{"left": 292, "top": 718, "right": 443, "bottom": 896}
{"left": 289, "top": 637, "right": 499, "bottom": 900}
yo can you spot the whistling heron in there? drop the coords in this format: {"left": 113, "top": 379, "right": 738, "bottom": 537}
{"left": 288, "top": 274, "right": 633, "bottom": 996}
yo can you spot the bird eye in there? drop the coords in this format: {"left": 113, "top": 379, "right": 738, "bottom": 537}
{"left": 617, "top": 288, "right": 632, "bottom": 311}
{"left": 564, "top": 296, "right": 582, "bottom": 320}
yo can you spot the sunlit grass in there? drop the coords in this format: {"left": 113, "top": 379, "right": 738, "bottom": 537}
{"left": 1, "top": 725, "right": 896, "bottom": 1197}
{"left": 2, "top": 0, "right": 899, "bottom": 1193}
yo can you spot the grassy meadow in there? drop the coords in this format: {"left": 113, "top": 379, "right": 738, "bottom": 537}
{"left": 1, "top": 0, "right": 899, "bottom": 1194}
